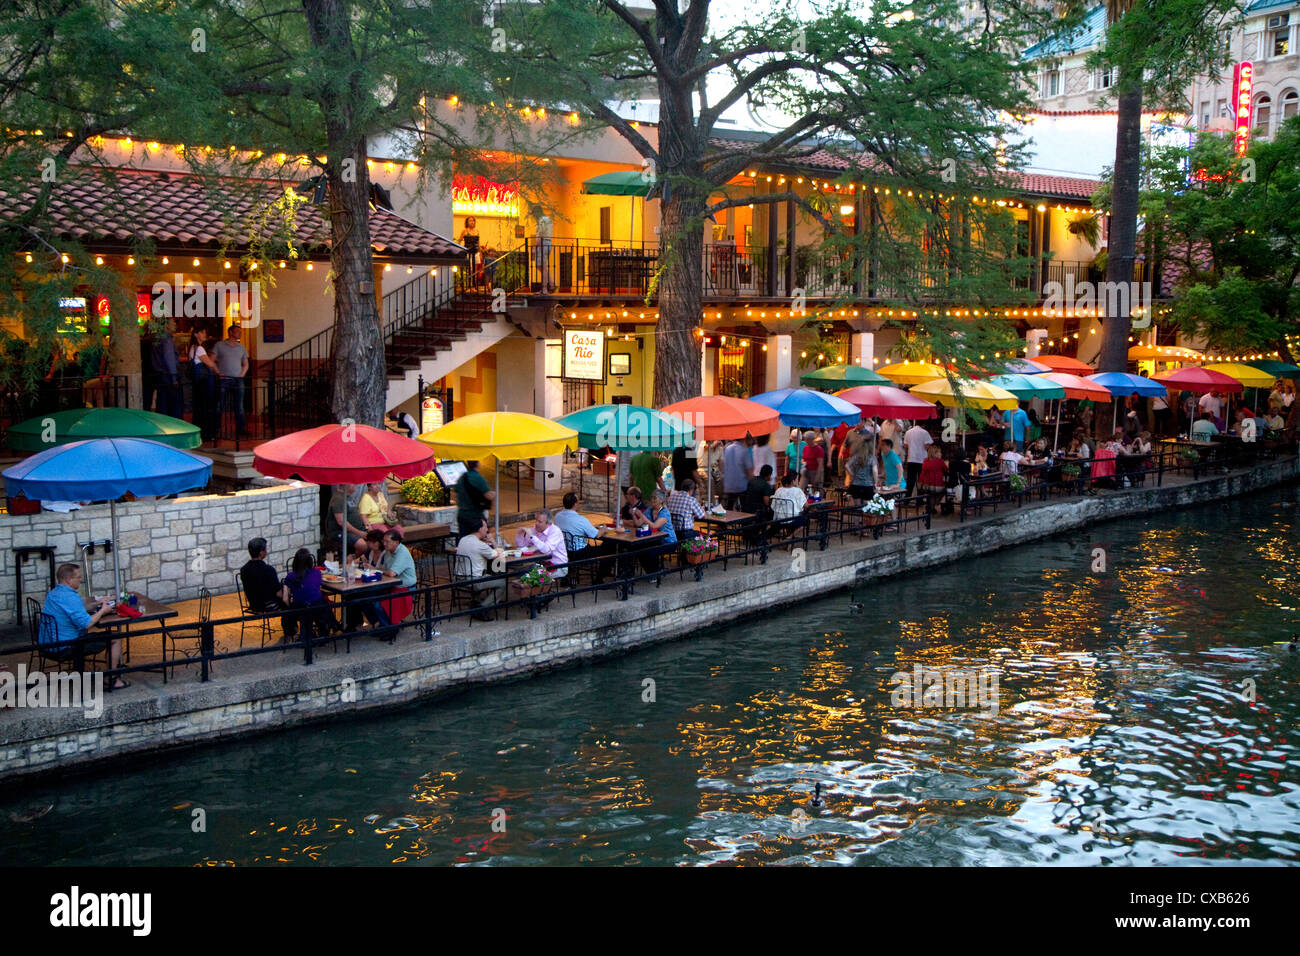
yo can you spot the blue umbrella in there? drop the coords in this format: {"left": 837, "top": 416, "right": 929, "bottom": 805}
{"left": 748, "top": 388, "right": 862, "bottom": 429}
{"left": 3, "top": 438, "right": 213, "bottom": 599}
{"left": 1085, "top": 372, "right": 1168, "bottom": 435}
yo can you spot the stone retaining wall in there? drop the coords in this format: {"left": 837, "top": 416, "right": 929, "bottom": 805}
{"left": 2, "top": 457, "right": 1295, "bottom": 782}
{"left": 0, "top": 482, "right": 318, "bottom": 618}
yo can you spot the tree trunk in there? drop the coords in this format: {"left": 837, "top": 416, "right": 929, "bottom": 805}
{"left": 1098, "top": 68, "right": 1143, "bottom": 373}
{"left": 304, "top": 0, "right": 384, "bottom": 428}
{"left": 654, "top": 192, "right": 705, "bottom": 407}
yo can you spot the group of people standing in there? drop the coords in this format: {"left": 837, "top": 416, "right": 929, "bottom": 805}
{"left": 140, "top": 322, "right": 249, "bottom": 442}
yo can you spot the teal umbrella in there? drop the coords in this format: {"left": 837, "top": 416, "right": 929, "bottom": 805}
{"left": 581, "top": 171, "right": 656, "bottom": 245}
{"left": 556, "top": 405, "right": 694, "bottom": 521}
{"left": 1245, "top": 359, "right": 1300, "bottom": 377}
{"left": 799, "top": 363, "right": 890, "bottom": 389}
{"left": 989, "top": 374, "right": 1066, "bottom": 401}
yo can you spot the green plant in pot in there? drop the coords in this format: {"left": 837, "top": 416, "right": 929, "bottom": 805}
{"left": 399, "top": 471, "right": 447, "bottom": 506}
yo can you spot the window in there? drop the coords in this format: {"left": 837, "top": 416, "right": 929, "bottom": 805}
{"left": 1200, "top": 100, "right": 1211, "bottom": 127}
{"left": 1094, "top": 67, "right": 1114, "bottom": 90}
{"left": 1218, "top": 97, "right": 1229, "bottom": 118}
{"left": 1254, "top": 94, "right": 1271, "bottom": 136}
{"left": 1043, "top": 69, "right": 1060, "bottom": 97}
{"left": 1269, "top": 14, "right": 1290, "bottom": 57}
{"left": 1282, "top": 89, "right": 1299, "bottom": 120}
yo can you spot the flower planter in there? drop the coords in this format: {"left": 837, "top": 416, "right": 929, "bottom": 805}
{"left": 681, "top": 549, "right": 716, "bottom": 565}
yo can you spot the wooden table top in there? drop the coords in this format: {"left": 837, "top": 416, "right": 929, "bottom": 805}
{"left": 601, "top": 529, "right": 668, "bottom": 545}
{"left": 319, "top": 574, "right": 400, "bottom": 597}
{"left": 400, "top": 522, "right": 452, "bottom": 544}
{"left": 697, "top": 509, "right": 754, "bottom": 525}
{"left": 87, "top": 593, "right": 178, "bottom": 627}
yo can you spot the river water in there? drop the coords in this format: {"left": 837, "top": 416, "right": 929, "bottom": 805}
{"left": 4, "top": 487, "right": 1299, "bottom": 866}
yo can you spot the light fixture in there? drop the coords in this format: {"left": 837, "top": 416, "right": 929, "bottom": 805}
{"left": 192, "top": 258, "right": 200, "bottom": 266}
{"left": 95, "top": 256, "right": 104, "bottom": 265}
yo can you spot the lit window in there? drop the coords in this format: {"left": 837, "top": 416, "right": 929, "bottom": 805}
{"left": 1269, "top": 14, "right": 1290, "bottom": 57}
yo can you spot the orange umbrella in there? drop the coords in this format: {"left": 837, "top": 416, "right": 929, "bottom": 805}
{"left": 1040, "top": 372, "right": 1113, "bottom": 401}
{"left": 1035, "top": 354, "right": 1094, "bottom": 375}
{"left": 661, "top": 396, "right": 780, "bottom": 439}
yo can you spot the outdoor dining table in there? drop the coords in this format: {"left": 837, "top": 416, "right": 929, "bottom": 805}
{"left": 87, "top": 592, "right": 179, "bottom": 675}
{"left": 696, "top": 509, "right": 756, "bottom": 554}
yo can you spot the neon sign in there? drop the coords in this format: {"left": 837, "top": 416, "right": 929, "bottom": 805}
{"left": 1232, "top": 61, "right": 1253, "bottom": 156}
{"left": 451, "top": 174, "right": 519, "bottom": 217}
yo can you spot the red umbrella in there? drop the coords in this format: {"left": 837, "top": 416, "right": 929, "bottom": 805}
{"left": 253, "top": 423, "right": 434, "bottom": 484}
{"left": 1152, "top": 367, "right": 1244, "bottom": 394}
{"left": 833, "top": 385, "right": 940, "bottom": 419}
{"left": 661, "top": 395, "right": 780, "bottom": 439}
{"left": 1035, "top": 354, "right": 1095, "bottom": 375}
{"left": 1039, "top": 372, "right": 1113, "bottom": 401}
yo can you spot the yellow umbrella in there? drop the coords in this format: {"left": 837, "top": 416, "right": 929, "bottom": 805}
{"left": 1201, "top": 362, "right": 1275, "bottom": 388}
{"left": 420, "top": 412, "right": 578, "bottom": 538}
{"left": 1128, "top": 344, "right": 1203, "bottom": 362}
{"left": 910, "top": 377, "right": 1020, "bottom": 410}
{"left": 876, "top": 361, "right": 948, "bottom": 386}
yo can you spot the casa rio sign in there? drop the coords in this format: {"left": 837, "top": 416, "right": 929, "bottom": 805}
{"left": 562, "top": 329, "right": 605, "bottom": 382}
{"left": 1232, "top": 61, "right": 1253, "bottom": 156}
{"left": 452, "top": 174, "right": 520, "bottom": 218}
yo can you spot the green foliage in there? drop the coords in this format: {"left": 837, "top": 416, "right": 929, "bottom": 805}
{"left": 399, "top": 471, "right": 447, "bottom": 506}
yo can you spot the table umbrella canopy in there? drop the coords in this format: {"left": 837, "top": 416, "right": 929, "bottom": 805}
{"left": 748, "top": 388, "right": 861, "bottom": 429}
{"left": 1001, "top": 358, "right": 1052, "bottom": 374}
{"left": 833, "top": 386, "right": 940, "bottom": 419}
{"left": 4, "top": 408, "right": 202, "bottom": 453}
{"left": 799, "top": 363, "right": 891, "bottom": 389}
{"left": 254, "top": 423, "right": 434, "bottom": 485}
{"left": 910, "top": 377, "right": 1020, "bottom": 410}
{"left": 661, "top": 396, "right": 779, "bottom": 439}
{"left": 556, "top": 404, "right": 694, "bottom": 451}
{"left": 581, "top": 170, "right": 656, "bottom": 197}
{"left": 1039, "top": 372, "right": 1113, "bottom": 401}
{"left": 3, "top": 438, "right": 213, "bottom": 600}
{"left": 1129, "top": 344, "right": 1203, "bottom": 362}
{"left": 876, "top": 361, "right": 948, "bottom": 386}
{"left": 1151, "top": 367, "right": 1244, "bottom": 394}
{"left": 419, "top": 412, "right": 577, "bottom": 460}
{"left": 989, "top": 373, "right": 1066, "bottom": 401}
{"left": 1245, "top": 359, "right": 1300, "bottom": 377}
{"left": 3, "top": 437, "right": 211, "bottom": 501}
{"left": 1035, "top": 354, "right": 1095, "bottom": 374}
{"left": 1201, "top": 363, "right": 1275, "bottom": 389}
{"left": 1085, "top": 372, "right": 1169, "bottom": 397}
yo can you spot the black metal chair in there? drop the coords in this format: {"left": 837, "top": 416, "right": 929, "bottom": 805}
{"left": 450, "top": 553, "right": 494, "bottom": 623}
{"left": 164, "top": 587, "right": 212, "bottom": 680}
{"left": 234, "top": 572, "right": 275, "bottom": 648}
{"left": 27, "top": 597, "right": 67, "bottom": 673}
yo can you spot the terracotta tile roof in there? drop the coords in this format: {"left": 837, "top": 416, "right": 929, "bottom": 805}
{"left": 0, "top": 166, "right": 465, "bottom": 260}
{"left": 709, "top": 136, "right": 1099, "bottom": 199}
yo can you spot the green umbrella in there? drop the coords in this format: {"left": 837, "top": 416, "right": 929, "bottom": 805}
{"left": 1245, "top": 359, "right": 1300, "bottom": 377}
{"left": 5, "top": 407, "right": 202, "bottom": 452}
{"left": 557, "top": 404, "right": 694, "bottom": 523}
{"left": 582, "top": 171, "right": 656, "bottom": 246}
{"left": 799, "top": 364, "right": 891, "bottom": 389}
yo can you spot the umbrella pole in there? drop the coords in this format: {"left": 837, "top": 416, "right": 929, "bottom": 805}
{"left": 111, "top": 499, "right": 123, "bottom": 601}
{"left": 495, "top": 461, "right": 500, "bottom": 544}
{"left": 1053, "top": 399, "right": 1061, "bottom": 452}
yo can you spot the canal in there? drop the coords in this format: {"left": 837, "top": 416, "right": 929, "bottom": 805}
{"left": 4, "top": 487, "right": 1298, "bottom": 865}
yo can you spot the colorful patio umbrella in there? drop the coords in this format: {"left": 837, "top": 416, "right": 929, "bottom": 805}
{"left": 253, "top": 423, "right": 435, "bottom": 485}
{"left": 2, "top": 438, "right": 212, "bottom": 600}
{"left": 910, "top": 377, "right": 1020, "bottom": 410}
{"left": 1245, "top": 359, "right": 1300, "bottom": 377}
{"left": 1039, "top": 372, "right": 1113, "bottom": 402}
{"left": 748, "top": 388, "right": 861, "bottom": 429}
{"left": 1151, "top": 367, "right": 1244, "bottom": 394}
{"left": 798, "top": 363, "right": 891, "bottom": 389}
{"left": 1128, "top": 344, "right": 1203, "bottom": 362}
{"left": 988, "top": 374, "right": 1066, "bottom": 401}
{"left": 876, "top": 361, "right": 947, "bottom": 386}
{"left": 1002, "top": 358, "right": 1053, "bottom": 374}
{"left": 419, "top": 412, "right": 578, "bottom": 538}
{"left": 660, "top": 395, "right": 780, "bottom": 439}
{"left": 833, "top": 386, "right": 940, "bottom": 420}
{"left": 1200, "top": 363, "right": 1275, "bottom": 389}
{"left": 1088, "top": 371, "right": 1172, "bottom": 433}
{"left": 1035, "top": 354, "right": 1095, "bottom": 375}
{"left": 557, "top": 404, "right": 694, "bottom": 520}
{"left": 4, "top": 407, "right": 201, "bottom": 452}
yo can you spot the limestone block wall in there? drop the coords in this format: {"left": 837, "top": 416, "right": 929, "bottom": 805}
{"left": 0, "top": 482, "right": 319, "bottom": 617}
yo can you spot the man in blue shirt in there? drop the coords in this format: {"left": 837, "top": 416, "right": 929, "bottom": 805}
{"left": 722, "top": 438, "right": 752, "bottom": 509}
{"left": 41, "top": 563, "right": 125, "bottom": 688}
{"left": 879, "top": 438, "right": 904, "bottom": 490}
{"left": 554, "top": 492, "right": 616, "bottom": 582}
{"left": 1006, "top": 404, "right": 1031, "bottom": 452}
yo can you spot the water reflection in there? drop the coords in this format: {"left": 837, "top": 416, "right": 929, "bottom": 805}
{"left": 3, "top": 489, "right": 1299, "bottom": 865}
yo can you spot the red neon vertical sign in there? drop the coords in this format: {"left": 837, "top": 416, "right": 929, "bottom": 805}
{"left": 1232, "top": 61, "right": 1253, "bottom": 155}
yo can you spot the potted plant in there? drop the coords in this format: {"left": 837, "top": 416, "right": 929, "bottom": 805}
{"left": 1177, "top": 447, "right": 1201, "bottom": 468}
{"left": 862, "top": 493, "right": 895, "bottom": 526}
{"left": 396, "top": 469, "right": 450, "bottom": 525}
{"left": 680, "top": 536, "right": 719, "bottom": 565}
{"left": 515, "top": 563, "right": 556, "bottom": 596}
{"left": 1061, "top": 463, "right": 1082, "bottom": 481}
{"left": 1008, "top": 473, "right": 1028, "bottom": 494}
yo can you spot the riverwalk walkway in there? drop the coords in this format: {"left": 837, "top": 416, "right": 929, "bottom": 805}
{"left": 2, "top": 454, "right": 1296, "bottom": 782}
